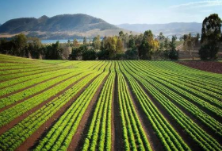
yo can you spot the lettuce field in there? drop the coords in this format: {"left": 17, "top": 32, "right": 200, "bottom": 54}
{"left": 0, "top": 54, "right": 221, "bottom": 151}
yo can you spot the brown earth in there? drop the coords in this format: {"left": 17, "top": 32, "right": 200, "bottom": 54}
{"left": 113, "top": 73, "right": 124, "bottom": 151}
{"left": 178, "top": 61, "right": 222, "bottom": 74}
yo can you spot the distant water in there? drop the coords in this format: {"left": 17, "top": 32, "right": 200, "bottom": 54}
{"left": 41, "top": 39, "right": 84, "bottom": 44}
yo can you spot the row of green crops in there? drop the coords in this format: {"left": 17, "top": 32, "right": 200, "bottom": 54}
{"left": 0, "top": 69, "right": 67, "bottom": 89}
{"left": 0, "top": 72, "right": 91, "bottom": 128}
{"left": 0, "top": 71, "right": 82, "bottom": 109}
{"left": 134, "top": 61, "right": 222, "bottom": 109}
{"left": 0, "top": 69, "right": 72, "bottom": 97}
{"left": 82, "top": 64, "right": 115, "bottom": 151}
{"left": 122, "top": 61, "right": 222, "bottom": 151}
{"left": 123, "top": 61, "right": 222, "bottom": 136}
{"left": 0, "top": 71, "right": 104, "bottom": 151}
{"left": 115, "top": 63, "right": 152, "bottom": 151}
{"left": 118, "top": 62, "right": 191, "bottom": 151}
{"left": 33, "top": 72, "right": 108, "bottom": 151}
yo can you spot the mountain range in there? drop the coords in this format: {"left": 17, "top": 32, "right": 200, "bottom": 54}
{"left": 117, "top": 22, "right": 202, "bottom": 37}
{"left": 0, "top": 14, "right": 203, "bottom": 39}
{"left": 0, "top": 14, "right": 123, "bottom": 39}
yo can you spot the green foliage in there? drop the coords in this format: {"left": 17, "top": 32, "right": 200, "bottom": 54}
{"left": 92, "top": 35, "right": 101, "bottom": 50}
{"left": 200, "top": 13, "right": 222, "bottom": 60}
{"left": 44, "top": 41, "right": 63, "bottom": 59}
{"left": 125, "top": 49, "right": 138, "bottom": 60}
{"left": 199, "top": 44, "right": 219, "bottom": 60}
{"left": 138, "top": 30, "right": 159, "bottom": 59}
{"left": 164, "top": 36, "right": 179, "bottom": 60}
{"left": 82, "top": 49, "right": 96, "bottom": 60}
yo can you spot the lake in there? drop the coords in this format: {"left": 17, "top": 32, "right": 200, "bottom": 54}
{"left": 41, "top": 39, "right": 92, "bottom": 44}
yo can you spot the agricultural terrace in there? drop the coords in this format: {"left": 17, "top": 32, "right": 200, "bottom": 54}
{"left": 0, "top": 54, "right": 221, "bottom": 151}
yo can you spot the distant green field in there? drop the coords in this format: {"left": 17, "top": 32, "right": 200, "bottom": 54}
{"left": 0, "top": 54, "right": 221, "bottom": 151}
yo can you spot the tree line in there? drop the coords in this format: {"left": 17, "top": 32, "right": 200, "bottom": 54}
{"left": 0, "top": 13, "right": 221, "bottom": 61}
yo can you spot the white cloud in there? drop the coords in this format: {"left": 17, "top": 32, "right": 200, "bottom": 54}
{"left": 170, "top": 0, "right": 222, "bottom": 9}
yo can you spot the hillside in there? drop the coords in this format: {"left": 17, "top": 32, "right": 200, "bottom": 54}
{"left": 0, "top": 14, "right": 123, "bottom": 39}
{"left": 118, "top": 22, "right": 202, "bottom": 36}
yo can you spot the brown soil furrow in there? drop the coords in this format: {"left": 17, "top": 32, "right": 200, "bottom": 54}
{"left": 135, "top": 79, "right": 202, "bottom": 151}
{"left": 113, "top": 72, "right": 124, "bottom": 151}
{"left": 0, "top": 72, "right": 71, "bottom": 100}
{"left": 16, "top": 73, "right": 99, "bottom": 151}
{"left": 0, "top": 73, "right": 81, "bottom": 113}
{"left": 67, "top": 74, "right": 109, "bottom": 151}
{"left": 124, "top": 75, "right": 164, "bottom": 151}
{"left": 111, "top": 73, "right": 115, "bottom": 151}
{"left": 0, "top": 74, "right": 90, "bottom": 136}
{"left": 178, "top": 61, "right": 222, "bottom": 74}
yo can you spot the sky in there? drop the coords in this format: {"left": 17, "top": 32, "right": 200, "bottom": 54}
{"left": 0, "top": 0, "right": 222, "bottom": 25}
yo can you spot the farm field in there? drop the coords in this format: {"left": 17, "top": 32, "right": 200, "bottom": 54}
{"left": 0, "top": 54, "right": 222, "bottom": 151}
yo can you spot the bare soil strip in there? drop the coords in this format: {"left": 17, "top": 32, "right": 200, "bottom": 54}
{"left": 178, "top": 61, "right": 222, "bottom": 74}
{"left": 17, "top": 74, "right": 99, "bottom": 151}
{"left": 0, "top": 73, "right": 81, "bottom": 113}
{"left": 135, "top": 79, "right": 202, "bottom": 151}
{"left": 0, "top": 74, "right": 90, "bottom": 136}
{"left": 111, "top": 74, "right": 115, "bottom": 151}
{"left": 0, "top": 72, "right": 71, "bottom": 99}
{"left": 67, "top": 74, "right": 109, "bottom": 151}
{"left": 124, "top": 76, "right": 164, "bottom": 151}
{"left": 113, "top": 73, "right": 124, "bottom": 151}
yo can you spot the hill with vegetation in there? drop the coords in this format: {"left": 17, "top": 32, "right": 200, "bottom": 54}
{"left": 0, "top": 14, "right": 122, "bottom": 39}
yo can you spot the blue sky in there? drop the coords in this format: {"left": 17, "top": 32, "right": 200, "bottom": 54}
{"left": 0, "top": 0, "right": 222, "bottom": 24}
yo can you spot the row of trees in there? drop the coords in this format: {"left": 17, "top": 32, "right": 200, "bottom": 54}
{"left": 69, "top": 30, "right": 179, "bottom": 60}
{"left": 1, "top": 14, "right": 221, "bottom": 60}
{"left": 0, "top": 31, "right": 179, "bottom": 60}
{"left": 0, "top": 34, "right": 71, "bottom": 60}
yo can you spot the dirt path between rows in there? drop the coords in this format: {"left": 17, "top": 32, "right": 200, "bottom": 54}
{"left": 67, "top": 74, "right": 108, "bottom": 151}
{"left": 113, "top": 72, "right": 124, "bottom": 151}
{"left": 124, "top": 75, "right": 164, "bottom": 151}
{"left": 111, "top": 74, "right": 115, "bottom": 151}
{"left": 0, "top": 74, "right": 90, "bottom": 136}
